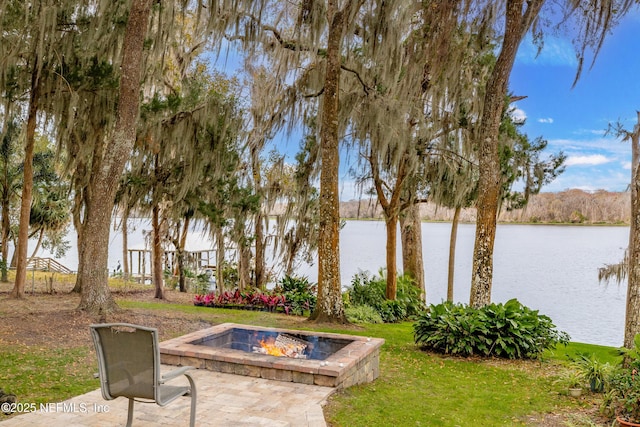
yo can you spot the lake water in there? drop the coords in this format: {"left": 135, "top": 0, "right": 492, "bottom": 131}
{"left": 298, "top": 221, "right": 628, "bottom": 347}
{"left": 42, "top": 219, "right": 629, "bottom": 347}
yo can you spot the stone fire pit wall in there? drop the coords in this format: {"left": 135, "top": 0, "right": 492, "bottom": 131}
{"left": 159, "top": 323, "right": 384, "bottom": 389}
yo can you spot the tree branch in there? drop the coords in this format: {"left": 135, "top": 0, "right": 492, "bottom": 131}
{"left": 340, "top": 64, "right": 371, "bottom": 95}
{"left": 367, "top": 150, "right": 389, "bottom": 210}
{"left": 509, "top": 95, "right": 527, "bottom": 103}
{"left": 303, "top": 87, "right": 324, "bottom": 98}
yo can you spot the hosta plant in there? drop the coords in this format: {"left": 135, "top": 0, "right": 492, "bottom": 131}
{"left": 413, "top": 299, "right": 569, "bottom": 359}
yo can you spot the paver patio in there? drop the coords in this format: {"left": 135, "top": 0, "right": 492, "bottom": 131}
{"left": 0, "top": 367, "right": 334, "bottom": 426}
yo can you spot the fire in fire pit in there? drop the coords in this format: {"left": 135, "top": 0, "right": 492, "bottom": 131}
{"left": 253, "top": 333, "right": 309, "bottom": 358}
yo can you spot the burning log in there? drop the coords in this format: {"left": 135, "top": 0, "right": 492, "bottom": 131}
{"left": 252, "top": 334, "right": 309, "bottom": 359}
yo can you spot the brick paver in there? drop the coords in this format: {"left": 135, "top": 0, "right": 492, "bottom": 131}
{"left": 0, "top": 367, "right": 334, "bottom": 426}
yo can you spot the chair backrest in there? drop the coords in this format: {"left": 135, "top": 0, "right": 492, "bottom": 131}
{"left": 90, "top": 323, "right": 160, "bottom": 401}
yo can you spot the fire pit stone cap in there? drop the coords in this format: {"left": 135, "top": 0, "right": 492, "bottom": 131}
{"left": 271, "top": 358, "right": 321, "bottom": 374}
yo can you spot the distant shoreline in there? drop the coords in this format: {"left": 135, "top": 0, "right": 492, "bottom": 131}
{"left": 339, "top": 217, "right": 629, "bottom": 226}
{"left": 332, "top": 189, "right": 630, "bottom": 226}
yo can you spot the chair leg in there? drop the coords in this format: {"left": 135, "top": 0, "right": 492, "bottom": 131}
{"left": 126, "top": 398, "right": 134, "bottom": 427}
{"left": 185, "top": 372, "right": 197, "bottom": 427}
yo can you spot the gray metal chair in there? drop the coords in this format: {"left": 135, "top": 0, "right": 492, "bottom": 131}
{"left": 90, "top": 323, "right": 196, "bottom": 427}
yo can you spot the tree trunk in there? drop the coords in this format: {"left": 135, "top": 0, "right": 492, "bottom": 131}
{"left": 625, "top": 112, "right": 640, "bottom": 348}
{"left": 369, "top": 141, "right": 408, "bottom": 302}
{"left": 285, "top": 238, "right": 298, "bottom": 277}
{"left": 310, "top": 0, "right": 346, "bottom": 323}
{"left": 1, "top": 192, "right": 10, "bottom": 282}
{"left": 238, "top": 238, "right": 251, "bottom": 291}
{"left": 28, "top": 229, "right": 44, "bottom": 261}
{"left": 254, "top": 210, "right": 265, "bottom": 289}
{"left": 448, "top": 206, "right": 461, "bottom": 302}
{"left": 469, "top": 0, "right": 543, "bottom": 308}
{"left": 140, "top": 248, "right": 146, "bottom": 284}
{"left": 251, "top": 145, "right": 266, "bottom": 290}
{"left": 151, "top": 203, "right": 165, "bottom": 299}
{"left": 177, "top": 217, "right": 189, "bottom": 292}
{"left": 385, "top": 214, "right": 398, "bottom": 300}
{"left": 78, "top": 0, "right": 151, "bottom": 313}
{"left": 72, "top": 230, "right": 83, "bottom": 292}
{"left": 216, "top": 227, "right": 224, "bottom": 293}
{"left": 72, "top": 194, "right": 87, "bottom": 293}
{"left": 11, "top": 52, "right": 40, "bottom": 299}
{"left": 76, "top": 189, "right": 119, "bottom": 313}
{"left": 400, "top": 202, "right": 425, "bottom": 300}
{"left": 177, "top": 246, "right": 186, "bottom": 292}
{"left": 122, "top": 211, "right": 129, "bottom": 280}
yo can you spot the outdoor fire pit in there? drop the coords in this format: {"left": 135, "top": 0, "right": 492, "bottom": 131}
{"left": 159, "top": 323, "right": 384, "bottom": 388}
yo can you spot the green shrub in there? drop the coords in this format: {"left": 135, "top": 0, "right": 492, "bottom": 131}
{"left": 274, "top": 275, "right": 317, "bottom": 315}
{"left": 345, "top": 304, "right": 384, "bottom": 324}
{"left": 344, "top": 270, "right": 425, "bottom": 323}
{"left": 394, "top": 274, "right": 425, "bottom": 318}
{"left": 378, "top": 299, "right": 407, "bottom": 323}
{"left": 220, "top": 262, "right": 239, "bottom": 290}
{"left": 192, "top": 272, "right": 211, "bottom": 294}
{"left": 413, "top": 299, "right": 570, "bottom": 359}
{"left": 604, "top": 367, "right": 640, "bottom": 422}
{"left": 601, "top": 334, "right": 640, "bottom": 423}
{"left": 570, "top": 352, "right": 610, "bottom": 392}
{"left": 346, "top": 271, "right": 386, "bottom": 309}
{"left": 619, "top": 333, "right": 640, "bottom": 370}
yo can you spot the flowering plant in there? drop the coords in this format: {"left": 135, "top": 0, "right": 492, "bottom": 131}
{"left": 194, "top": 289, "right": 294, "bottom": 314}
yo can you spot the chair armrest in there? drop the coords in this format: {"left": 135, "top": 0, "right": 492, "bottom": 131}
{"left": 161, "top": 366, "right": 195, "bottom": 383}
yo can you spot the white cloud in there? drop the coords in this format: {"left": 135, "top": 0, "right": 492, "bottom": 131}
{"left": 542, "top": 166, "right": 630, "bottom": 192}
{"left": 623, "top": 161, "right": 633, "bottom": 170}
{"left": 538, "top": 118, "right": 554, "bottom": 124}
{"left": 547, "top": 137, "right": 629, "bottom": 157}
{"left": 510, "top": 107, "right": 527, "bottom": 122}
{"left": 565, "top": 154, "right": 612, "bottom": 166}
{"left": 572, "top": 128, "right": 607, "bottom": 136}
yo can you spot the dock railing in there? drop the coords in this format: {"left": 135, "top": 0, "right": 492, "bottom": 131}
{"left": 26, "top": 257, "right": 73, "bottom": 274}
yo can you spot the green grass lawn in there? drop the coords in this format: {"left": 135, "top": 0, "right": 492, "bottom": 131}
{"left": 0, "top": 298, "right": 617, "bottom": 425}
{"left": 0, "top": 346, "right": 96, "bottom": 407}
{"left": 316, "top": 322, "right": 594, "bottom": 426}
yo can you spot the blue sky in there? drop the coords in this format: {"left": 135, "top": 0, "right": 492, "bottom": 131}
{"left": 510, "top": 8, "right": 640, "bottom": 193}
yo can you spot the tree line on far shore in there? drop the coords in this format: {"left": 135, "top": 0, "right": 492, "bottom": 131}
{"left": 336, "top": 189, "right": 631, "bottom": 225}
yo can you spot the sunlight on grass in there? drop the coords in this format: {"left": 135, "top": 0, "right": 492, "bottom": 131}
{"left": 545, "top": 341, "right": 623, "bottom": 365}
